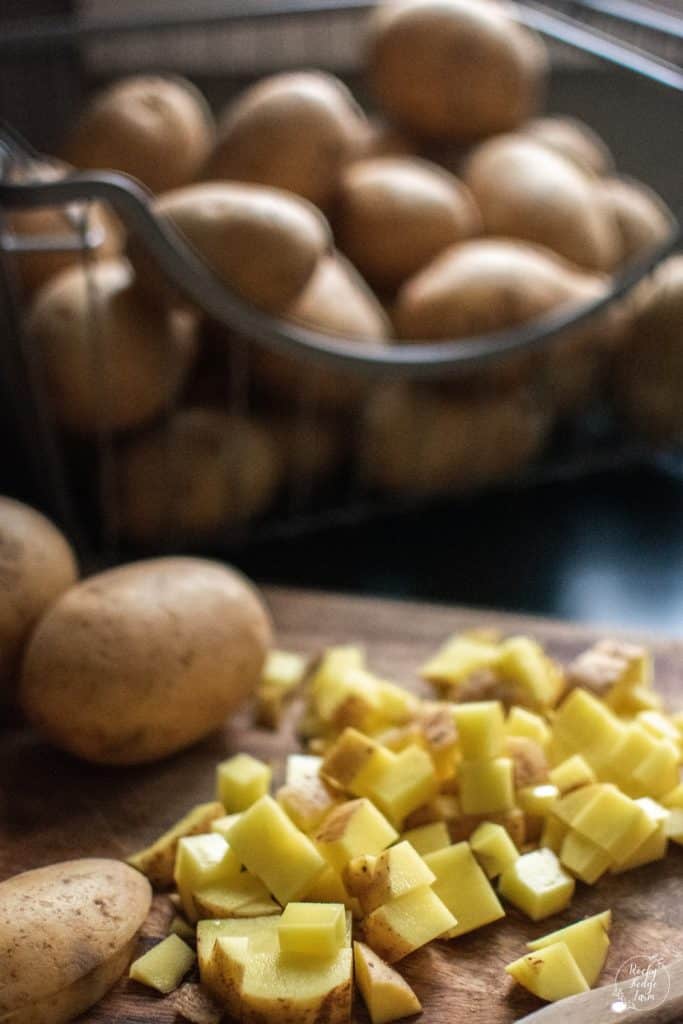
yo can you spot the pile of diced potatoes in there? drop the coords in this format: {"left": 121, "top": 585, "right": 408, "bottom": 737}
{"left": 127, "top": 632, "right": 683, "bottom": 1022}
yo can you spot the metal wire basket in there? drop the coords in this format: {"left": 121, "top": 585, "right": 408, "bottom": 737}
{"left": 0, "top": 0, "right": 681, "bottom": 562}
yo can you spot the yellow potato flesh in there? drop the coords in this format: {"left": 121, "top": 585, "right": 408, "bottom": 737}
{"left": 129, "top": 934, "right": 195, "bottom": 994}
{"left": 216, "top": 753, "right": 272, "bottom": 812}
{"left": 526, "top": 910, "right": 611, "bottom": 986}
{"left": 499, "top": 849, "right": 575, "bottom": 921}
{"left": 363, "top": 885, "right": 457, "bottom": 963}
{"left": 278, "top": 902, "right": 346, "bottom": 958}
{"left": 469, "top": 822, "right": 519, "bottom": 879}
{"left": 506, "top": 941, "right": 589, "bottom": 1001}
{"left": 353, "top": 941, "right": 422, "bottom": 1024}
{"left": 425, "top": 843, "right": 505, "bottom": 938}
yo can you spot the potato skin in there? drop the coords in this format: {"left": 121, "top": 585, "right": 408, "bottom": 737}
{"left": 600, "top": 177, "right": 673, "bottom": 267}
{"left": 0, "top": 497, "right": 78, "bottom": 710}
{"left": 207, "top": 71, "right": 368, "bottom": 208}
{"left": 0, "top": 858, "right": 151, "bottom": 1024}
{"left": 64, "top": 74, "right": 214, "bottom": 193}
{"left": 367, "top": 0, "right": 547, "bottom": 141}
{"left": 20, "top": 557, "right": 272, "bottom": 764}
{"left": 524, "top": 116, "right": 614, "bottom": 177}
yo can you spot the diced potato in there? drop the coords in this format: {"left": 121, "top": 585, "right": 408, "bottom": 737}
{"left": 498, "top": 849, "right": 575, "bottom": 921}
{"left": 607, "top": 723, "right": 662, "bottom": 792}
{"left": 469, "top": 822, "right": 519, "bottom": 879}
{"left": 552, "top": 784, "right": 603, "bottom": 827}
{"left": 277, "top": 775, "right": 341, "bottom": 834}
{"left": 566, "top": 640, "right": 649, "bottom": 699}
{"left": 424, "top": 842, "right": 505, "bottom": 937}
{"left": 551, "top": 689, "right": 624, "bottom": 769}
{"left": 353, "top": 941, "right": 422, "bottom": 1024}
{"left": 226, "top": 795, "right": 326, "bottom": 905}
{"left": 420, "top": 635, "right": 500, "bottom": 689}
{"left": 526, "top": 910, "right": 611, "bottom": 986}
{"left": 174, "top": 833, "right": 241, "bottom": 921}
{"left": 315, "top": 663, "right": 386, "bottom": 733}
{"left": 286, "top": 754, "right": 323, "bottom": 785}
{"left": 311, "top": 645, "right": 365, "bottom": 695}
{"left": 216, "top": 754, "right": 272, "bottom": 812}
{"left": 367, "top": 745, "right": 439, "bottom": 827}
{"left": 417, "top": 703, "right": 460, "bottom": 779}
{"left": 630, "top": 740, "right": 680, "bottom": 799}
{"left": 321, "top": 728, "right": 395, "bottom": 794}
{"left": 374, "top": 680, "right": 420, "bottom": 725}
{"left": 127, "top": 801, "right": 225, "bottom": 888}
{"left": 459, "top": 757, "right": 514, "bottom": 815}
{"left": 315, "top": 798, "right": 398, "bottom": 873}
{"left": 505, "top": 941, "right": 589, "bottom": 1001}
{"left": 665, "top": 807, "right": 683, "bottom": 845}
{"left": 400, "top": 821, "right": 451, "bottom": 856}
{"left": 559, "top": 829, "right": 613, "bottom": 884}
{"left": 302, "top": 864, "right": 359, "bottom": 914}
{"left": 363, "top": 885, "right": 457, "bottom": 963}
{"left": 504, "top": 736, "right": 549, "bottom": 788}
{"left": 570, "top": 785, "right": 656, "bottom": 863}
{"left": 170, "top": 915, "right": 196, "bottom": 943}
{"left": 240, "top": 947, "right": 353, "bottom": 1024}
{"left": 611, "top": 798, "right": 669, "bottom": 873}
{"left": 193, "top": 872, "right": 280, "bottom": 918}
{"left": 497, "top": 636, "right": 564, "bottom": 709}
{"left": 198, "top": 917, "right": 280, "bottom": 998}
{"left": 130, "top": 934, "right": 196, "bottom": 994}
{"left": 505, "top": 706, "right": 551, "bottom": 748}
{"left": 549, "top": 755, "right": 596, "bottom": 794}
{"left": 278, "top": 902, "right": 346, "bottom": 958}
{"left": 452, "top": 701, "right": 505, "bottom": 759}
{"left": 662, "top": 784, "right": 683, "bottom": 808}
{"left": 210, "top": 813, "right": 242, "bottom": 839}
{"left": 516, "top": 785, "right": 559, "bottom": 819}
{"left": 343, "top": 841, "right": 435, "bottom": 915}
{"left": 255, "top": 650, "right": 307, "bottom": 728}
{"left": 540, "top": 815, "right": 568, "bottom": 854}
{"left": 637, "top": 710, "right": 681, "bottom": 747}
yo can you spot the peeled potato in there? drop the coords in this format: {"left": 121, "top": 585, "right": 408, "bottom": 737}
{"left": 27, "top": 259, "right": 197, "bottom": 434}
{"left": 206, "top": 71, "right": 368, "bottom": 208}
{"left": 524, "top": 116, "right": 614, "bottom": 177}
{"left": 63, "top": 74, "right": 214, "bottom": 193}
{"left": 600, "top": 177, "right": 673, "bottom": 267}
{"left": 335, "top": 156, "right": 481, "bottom": 292}
{"left": 130, "top": 182, "right": 331, "bottom": 314}
{"left": 119, "top": 408, "right": 283, "bottom": 541}
{"left": 0, "top": 497, "right": 78, "bottom": 711}
{"left": 0, "top": 858, "right": 151, "bottom": 1024}
{"left": 367, "top": 0, "right": 547, "bottom": 141}
{"left": 20, "top": 557, "right": 272, "bottom": 764}
{"left": 462, "top": 134, "right": 620, "bottom": 272}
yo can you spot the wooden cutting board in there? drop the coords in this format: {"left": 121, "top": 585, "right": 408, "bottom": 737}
{"left": 1, "top": 587, "right": 682, "bottom": 1024}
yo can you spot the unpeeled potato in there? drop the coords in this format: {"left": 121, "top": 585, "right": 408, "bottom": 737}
{"left": 206, "top": 71, "right": 368, "bottom": 208}
{"left": 600, "top": 177, "right": 673, "bottom": 267}
{"left": 27, "top": 259, "right": 197, "bottom": 434}
{"left": 367, "top": 0, "right": 547, "bottom": 141}
{"left": 524, "top": 116, "right": 614, "bottom": 177}
{"left": 63, "top": 74, "right": 215, "bottom": 193}
{"left": 462, "top": 134, "right": 620, "bottom": 272}
{"left": 335, "top": 156, "right": 481, "bottom": 292}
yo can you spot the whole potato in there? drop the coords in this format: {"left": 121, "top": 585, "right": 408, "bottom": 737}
{"left": 462, "top": 134, "right": 620, "bottom": 272}
{"left": 600, "top": 177, "right": 673, "bottom": 267}
{"left": 20, "top": 557, "right": 272, "bottom": 764}
{"left": 335, "top": 156, "right": 481, "bottom": 292}
{"left": 612, "top": 255, "right": 683, "bottom": 441}
{"left": 119, "top": 408, "right": 283, "bottom": 541}
{"left": 63, "top": 74, "right": 214, "bottom": 193}
{"left": 0, "top": 858, "right": 151, "bottom": 1024}
{"left": 207, "top": 71, "right": 368, "bottom": 208}
{"left": 27, "top": 260, "right": 197, "bottom": 434}
{"left": 524, "top": 116, "right": 614, "bottom": 177}
{"left": 0, "top": 497, "right": 77, "bottom": 712}
{"left": 367, "top": 0, "right": 547, "bottom": 141}
{"left": 129, "top": 182, "right": 331, "bottom": 314}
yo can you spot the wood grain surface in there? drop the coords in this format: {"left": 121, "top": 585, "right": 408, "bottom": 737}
{"left": 1, "top": 586, "right": 682, "bottom": 1024}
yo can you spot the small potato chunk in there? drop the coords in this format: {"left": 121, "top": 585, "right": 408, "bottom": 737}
{"left": 421, "top": 636, "right": 500, "bottom": 690}
{"left": 516, "top": 785, "right": 559, "bottom": 820}
{"left": 552, "top": 690, "right": 624, "bottom": 770}
{"left": 129, "top": 935, "right": 195, "bottom": 994}
{"left": 499, "top": 849, "right": 575, "bottom": 921}
{"left": 363, "top": 886, "right": 457, "bottom": 963}
{"left": 459, "top": 758, "right": 515, "bottom": 815}
{"left": 505, "top": 707, "right": 551, "bottom": 748}
{"left": 321, "top": 728, "right": 394, "bottom": 794}
{"left": 210, "top": 814, "right": 242, "bottom": 839}
{"left": 127, "top": 801, "right": 225, "bottom": 888}
{"left": 469, "top": 822, "right": 519, "bottom": 879}
{"left": 198, "top": 917, "right": 280, "bottom": 999}
{"left": 174, "top": 833, "right": 241, "bottom": 921}
{"left": 452, "top": 701, "right": 505, "bottom": 759}
{"left": 315, "top": 799, "right": 398, "bottom": 873}
{"left": 526, "top": 910, "right": 611, "bottom": 987}
{"left": 559, "top": 830, "right": 612, "bottom": 885}
{"left": 277, "top": 775, "right": 341, "bottom": 834}
{"left": 506, "top": 942, "right": 589, "bottom": 1001}
{"left": 570, "top": 785, "right": 656, "bottom": 864}
{"left": 504, "top": 736, "right": 549, "bottom": 788}
{"left": 216, "top": 754, "right": 272, "bottom": 812}
{"left": 193, "top": 873, "right": 280, "bottom": 918}
{"left": 255, "top": 651, "right": 307, "bottom": 729}
{"left": 368, "top": 745, "right": 439, "bottom": 827}
{"left": 400, "top": 821, "right": 451, "bottom": 856}
{"left": 425, "top": 843, "right": 505, "bottom": 937}
{"left": 549, "top": 755, "right": 596, "bottom": 795}
{"left": 497, "top": 637, "right": 564, "bottom": 710}
{"left": 343, "top": 841, "right": 435, "bottom": 914}
{"left": 353, "top": 941, "right": 422, "bottom": 1024}
{"left": 278, "top": 902, "right": 346, "bottom": 958}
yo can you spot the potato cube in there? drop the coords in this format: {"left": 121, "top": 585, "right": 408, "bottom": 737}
{"left": 375, "top": 680, "right": 420, "bottom": 725}
{"left": 424, "top": 842, "right": 505, "bottom": 937}
{"left": 611, "top": 798, "right": 669, "bottom": 873}
{"left": 571, "top": 785, "right": 656, "bottom": 863}
{"left": 367, "top": 745, "right": 439, "bottom": 826}
{"left": 174, "top": 833, "right": 241, "bottom": 921}
{"left": 504, "top": 735, "right": 549, "bottom": 788}
{"left": 363, "top": 886, "right": 457, "bottom": 963}
{"left": 255, "top": 650, "right": 307, "bottom": 728}
{"left": 277, "top": 774, "right": 341, "bottom": 834}
{"left": 343, "top": 841, "right": 435, "bottom": 914}
{"left": 226, "top": 796, "right": 325, "bottom": 905}
{"left": 286, "top": 754, "right": 322, "bottom": 785}
{"left": 193, "top": 872, "right": 280, "bottom": 918}
{"left": 630, "top": 740, "right": 680, "bottom": 799}
{"left": 452, "top": 701, "right": 505, "bottom": 759}
{"left": 316, "top": 665, "right": 385, "bottom": 732}
{"left": 551, "top": 689, "right": 624, "bottom": 768}
{"left": 321, "top": 728, "right": 395, "bottom": 795}
{"left": 549, "top": 755, "right": 596, "bottom": 794}
{"left": 517, "top": 785, "right": 559, "bottom": 819}
{"left": 499, "top": 849, "right": 575, "bottom": 921}
{"left": 420, "top": 635, "right": 500, "bottom": 688}
{"left": 559, "top": 830, "right": 613, "bottom": 885}
{"left": 662, "top": 784, "right": 683, "bottom": 808}
{"left": 506, "top": 942, "right": 589, "bottom": 1001}
{"left": 198, "top": 916, "right": 280, "bottom": 996}
{"left": 210, "top": 813, "right": 242, "bottom": 839}
{"left": 498, "top": 636, "right": 564, "bottom": 709}
{"left": 552, "top": 784, "right": 603, "bottom": 827}
{"left": 239, "top": 947, "right": 353, "bottom": 1024}
{"left": 130, "top": 934, "right": 196, "bottom": 994}
{"left": 315, "top": 798, "right": 398, "bottom": 873}
{"left": 610, "top": 684, "right": 662, "bottom": 715}
{"left": 459, "top": 758, "right": 514, "bottom": 815}
{"left": 566, "top": 640, "right": 649, "bottom": 697}
{"left": 311, "top": 645, "right": 365, "bottom": 694}
{"left": 665, "top": 807, "right": 683, "bottom": 845}
{"left": 526, "top": 910, "right": 611, "bottom": 986}
{"left": 353, "top": 941, "right": 422, "bottom": 1024}
{"left": 216, "top": 754, "right": 272, "bottom": 812}
{"left": 470, "top": 822, "right": 519, "bottom": 878}
{"left": 540, "top": 815, "right": 568, "bottom": 854}
{"left": 400, "top": 821, "right": 451, "bottom": 856}
{"left": 278, "top": 902, "right": 346, "bottom": 958}
{"left": 127, "top": 801, "right": 225, "bottom": 888}
{"left": 637, "top": 710, "right": 681, "bottom": 747}
{"left": 506, "top": 706, "right": 551, "bottom": 748}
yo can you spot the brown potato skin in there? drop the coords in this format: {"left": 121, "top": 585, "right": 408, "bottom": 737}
{"left": 367, "top": 0, "right": 547, "bottom": 141}
{"left": 207, "top": 71, "right": 368, "bottom": 209}
{"left": 0, "top": 858, "right": 151, "bottom": 1024}
{"left": 335, "top": 156, "right": 481, "bottom": 292}
{"left": 0, "top": 497, "right": 78, "bottom": 710}
{"left": 63, "top": 74, "right": 215, "bottom": 193}
{"left": 524, "top": 116, "right": 614, "bottom": 177}
{"left": 600, "top": 177, "right": 673, "bottom": 267}
{"left": 20, "top": 557, "right": 272, "bottom": 764}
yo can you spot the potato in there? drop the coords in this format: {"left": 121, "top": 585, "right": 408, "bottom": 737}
{"left": 367, "top": 0, "right": 547, "bottom": 141}
{"left": 27, "top": 259, "right": 197, "bottom": 434}
{"left": 20, "top": 557, "right": 272, "bottom": 764}
{"left": 207, "top": 71, "right": 367, "bottom": 209}
{"left": 524, "top": 116, "right": 614, "bottom": 177}
{"left": 600, "top": 177, "right": 673, "bottom": 267}
{"left": 462, "top": 135, "right": 620, "bottom": 272}
{"left": 0, "top": 858, "right": 151, "bottom": 1024}
{"left": 130, "top": 182, "right": 331, "bottom": 314}
{"left": 119, "top": 408, "right": 283, "bottom": 542}
{"left": 335, "top": 156, "right": 480, "bottom": 292}
{"left": 0, "top": 497, "right": 77, "bottom": 711}
{"left": 63, "top": 74, "right": 214, "bottom": 193}
{"left": 353, "top": 940, "right": 422, "bottom": 1024}
{"left": 611, "top": 255, "right": 683, "bottom": 441}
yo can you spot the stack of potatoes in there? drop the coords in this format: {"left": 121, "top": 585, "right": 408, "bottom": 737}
{"left": 19, "top": 0, "right": 680, "bottom": 542}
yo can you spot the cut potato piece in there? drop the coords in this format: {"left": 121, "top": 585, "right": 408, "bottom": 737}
{"left": 469, "top": 822, "right": 519, "bottom": 879}
{"left": 193, "top": 873, "right": 280, "bottom": 918}
{"left": 549, "top": 755, "right": 596, "bottom": 794}
{"left": 400, "top": 821, "right": 450, "bottom": 856}
{"left": 526, "top": 910, "right": 611, "bottom": 987}
{"left": 216, "top": 753, "right": 272, "bottom": 812}
{"left": 505, "top": 706, "right": 551, "bottom": 748}
{"left": 459, "top": 757, "right": 514, "bottom": 815}
{"left": 240, "top": 947, "right": 353, "bottom": 1024}
{"left": 127, "top": 801, "right": 225, "bottom": 888}
{"left": 570, "top": 785, "right": 656, "bottom": 863}
{"left": 256, "top": 651, "right": 307, "bottom": 729}
{"left": 210, "top": 814, "right": 242, "bottom": 839}
{"left": 354, "top": 941, "right": 422, "bottom": 1024}
{"left": 506, "top": 941, "right": 589, "bottom": 1001}
{"left": 611, "top": 798, "right": 669, "bottom": 873}
{"left": 452, "top": 701, "right": 505, "bottom": 759}
{"left": 315, "top": 798, "right": 398, "bottom": 873}
{"left": 343, "top": 841, "right": 435, "bottom": 914}
{"left": 497, "top": 637, "right": 564, "bottom": 710}
{"left": 129, "top": 935, "right": 196, "bottom": 994}
{"left": 559, "top": 829, "right": 613, "bottom": 885}
{"left": 363, "top": 885, "right": 457, "bottom": 963}
{"left": 174, "top": 834, "right": 241, "bottom": 921}
{"left": 278, "top": 902, "right": 346, "bottom": 958}
{"left": 499, "top": 849, "right": 575, "bottom": 921}
{"left": 425, "top": 843, "right": 505, "bottom": 937}
{"left": 367, "top": 744, "right": 440, "bottom": 827}
{"left": 198, "top": 917, "right": 280, "bottom": 998}
{"left": 277, "top": 774, "right": 341, "bottom": 834}
{"left": 421, "top": 636, "right": 500, "bottom": 690}
{"left": 321, "top": 728, "right": 394, "bottom": 793}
